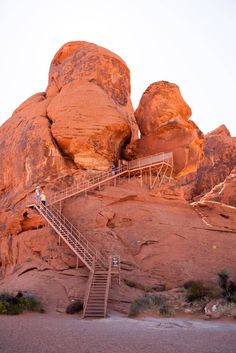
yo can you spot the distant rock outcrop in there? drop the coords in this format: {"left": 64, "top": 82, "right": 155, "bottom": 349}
{"left": 125, "top": 81, "right": 204, "bottom": 176}
{"left": 200, "top": 167, "right": 236, "bottom": 206}
{"left": 181, "top": 125, "right": 236, "bottom": 201}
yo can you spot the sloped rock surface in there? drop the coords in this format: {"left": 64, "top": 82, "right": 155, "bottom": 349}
{"left": 2, "top": 181, "right": 236, "bottom": 289}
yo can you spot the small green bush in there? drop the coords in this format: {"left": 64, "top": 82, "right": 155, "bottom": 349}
{"left": 129, "top": 295, "right": 172, "bottom": 317}
{"left": 0, "top": 291, "right": 44, "bottom": 315}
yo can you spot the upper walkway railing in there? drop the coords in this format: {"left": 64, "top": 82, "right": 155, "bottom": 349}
{"left": 48, "top": 152, "right": 173, "bottom": 205}
{"left": 127, "top": 151, "right": 173, "bottom": 170}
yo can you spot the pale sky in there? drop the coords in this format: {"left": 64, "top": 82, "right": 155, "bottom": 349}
{"left": 0, "top": 0, "right": 236, "bottom": 136}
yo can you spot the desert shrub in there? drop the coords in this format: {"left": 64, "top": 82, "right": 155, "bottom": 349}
{"left": 231, "top": 293, "right": 236, "bottom": 303}
{"left": 185, "top": 277, "right": 236, "bottom": 302}
{"left": 123, "top": 279, "right": 152, "bottom": 293}
{"left": 123, "top": 279, "right": 137, "bottom": 288}
{"left": 185, "top": 281, "right": 211, "bottom": 302}
{"left": 0, "top": 291, "right": 44, "bottom": 315}
{"left": 218, "top": 270, "right": 229, "bottom": 291}
{"left": 206, "top": 285, "right": 224, "bottom": 299}
{"left": 217, "top": 271, "right": 236, "bottom": 302}
{"left": 128, "top": 295, "right": 172, "bottom": 317}
{"left": 183, "top": 280, "right": 199, "bottom": 290}
{"left": 66, "top": 300, "right": 83, "bottom": 314}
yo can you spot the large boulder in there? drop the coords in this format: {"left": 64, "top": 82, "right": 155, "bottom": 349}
{"left": 46, "top": 41, "right": 138, "bottom": 170}
{"left": 125, "top": 81, "right": 204, "bottom": 176}
{"left": 135, "top": 81, "right": 192, "bottom": 134}
{"left": 47, "top": 80, "right": 131, "bottom": 170}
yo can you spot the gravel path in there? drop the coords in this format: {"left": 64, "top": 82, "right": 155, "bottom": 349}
{"left": 0, "top": 314, "right": 236, "bottom": 353}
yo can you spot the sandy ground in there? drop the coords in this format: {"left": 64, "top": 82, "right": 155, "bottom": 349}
{"left": 0, "top": 314, "right": 236, "bottom": 353}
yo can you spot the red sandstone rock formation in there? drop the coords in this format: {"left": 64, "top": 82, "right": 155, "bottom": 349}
{"left": 125, "top": 81, "right": 204, "bottom": 176}
{"left": 0, "top": 42, "right": 236, "bottom": 314}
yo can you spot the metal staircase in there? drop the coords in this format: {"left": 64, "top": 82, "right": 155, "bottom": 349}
{"left": 83, "top": 262, "right": 112, "bottom": 318}
{"left": 34, "top": 201, "right": 110, "bottom": 318}
{"left": 33, "top": 152, "right": 173, "bottom": 318}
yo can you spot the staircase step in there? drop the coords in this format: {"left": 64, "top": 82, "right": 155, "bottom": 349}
{"left": 86, "top": 310, "right": 104, "bottom": 313}
{"left": 88, "top": 297, "right": 105, "bottom": 300}
{"left": 87, "top": 297, "right": 105, "bottom": 300}
{"left": 92, "top": 286, "right": 106, "bottom": 288}
{"left": 85, "top": 314, "right": 105, "bottom": 317}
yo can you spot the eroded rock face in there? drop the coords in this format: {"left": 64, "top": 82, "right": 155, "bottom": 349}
{"left": 182, "top": 125, "right": 236, "bottom": 201}
{"left": 125, "top": 81, "right": 204, "bottom": 176}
